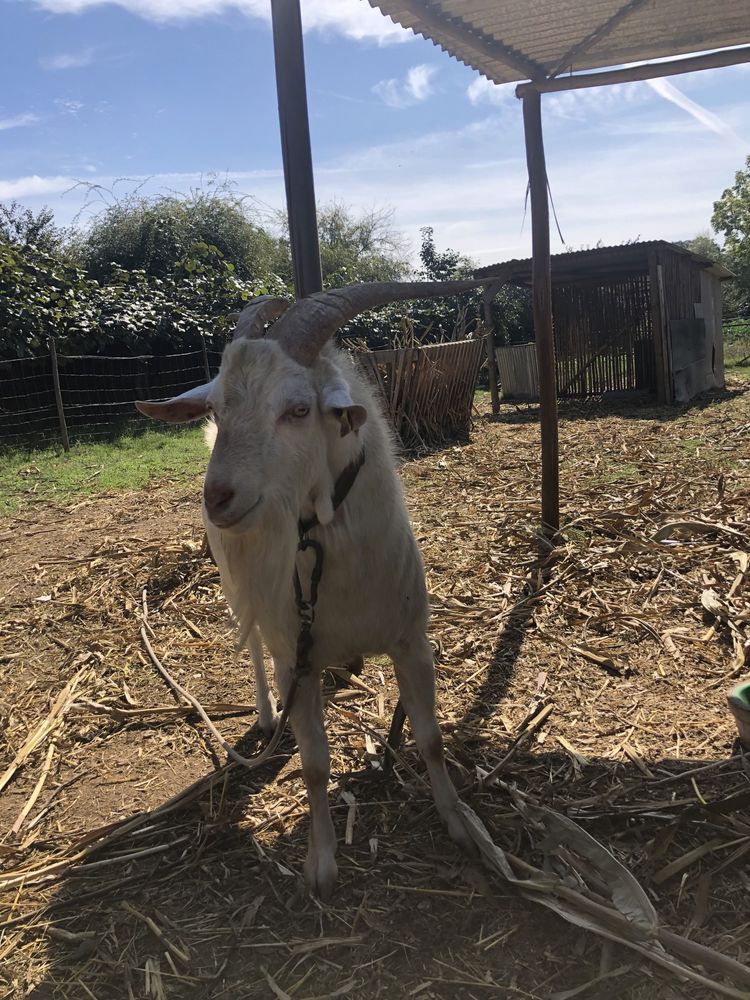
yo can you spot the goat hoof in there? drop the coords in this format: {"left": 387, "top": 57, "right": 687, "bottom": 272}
{"left": 258, "top": 709, "right": 282, "bottom": 739}
{"left": 443, "top": 803, "right": 478, "bottom": 857}
{"left": 304, "top": 851, "right": 338, "bottom": 900}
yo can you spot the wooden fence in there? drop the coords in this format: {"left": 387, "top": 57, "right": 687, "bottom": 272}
{"left": 357, "top": 337, "right": 485, "bottom": 448}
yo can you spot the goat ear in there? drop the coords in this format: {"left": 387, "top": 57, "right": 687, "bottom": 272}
{"left": 135, "top": 382, "right": 212, "bottom": 424}
{"left": 320, "top": 384, "right": 367, "bottom": 437}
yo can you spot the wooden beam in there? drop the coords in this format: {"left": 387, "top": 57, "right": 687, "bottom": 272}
{"left": 549, "top": 0, "right": 651, "bottom": 78}
{"left": 521, "top": 91, "right": 559, "bottom": 533}
{"left": 397, "top": 0, "right": 546, "bottom": 83}
{"left": 518, "top": 45, "right": 750, "bottom": 96}
{"left": 270, "top": 0, "right": 322, "bottom": 298}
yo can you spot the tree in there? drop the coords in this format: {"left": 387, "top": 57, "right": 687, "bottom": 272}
{"left": 676, "top": 231, "right": 724, "bottom": 263}
{"left": 269, "top": 202, "right": 409, "bottom": 289}
{"left": 712, "top": 156, "right": 750, "bottom": 318}
{"left": 0, "top": 201, "right": 68, "bottom": 256}
{"left": 417, "top": 226, "right": 472, "bottom": 281}
{"left": 340, "top": 228, "right": 480, "bottom": 349}
{"left": 319, "top": 203, "right": 408, "bottom": 285}
{"left": 82, "top": 188, "right": 286, "bottom": 283}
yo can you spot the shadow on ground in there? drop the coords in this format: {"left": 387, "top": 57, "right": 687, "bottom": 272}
{"left": 488, "top": 381, "right": 749, "bottom": 427}
{"left": 24, "top": 719, "right": 747, "bottom": 1000}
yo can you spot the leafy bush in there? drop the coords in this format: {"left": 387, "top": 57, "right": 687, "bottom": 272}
{"left": 82, "top": 188, "right": 287, "bottom": 283}
{"left": 0, "top": 235, "right": 271, "bottom": 358}
{"left": 0, "top": 241, "right": 98, "bottom": 356}
{"left": 0, "top": 191, "right": 531, "bottom": 359}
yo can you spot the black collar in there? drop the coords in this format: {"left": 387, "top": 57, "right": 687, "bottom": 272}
{"left": 298, "top": 448, "right": 366, "bottom": 538}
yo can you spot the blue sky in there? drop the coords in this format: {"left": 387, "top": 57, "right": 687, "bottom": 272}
{"left": 2, "top": 0, "right": 749, "bottom": 266}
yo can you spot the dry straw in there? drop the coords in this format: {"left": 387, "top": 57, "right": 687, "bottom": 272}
{"left": 1, "top": 380, "right": 749, "bottom": 998}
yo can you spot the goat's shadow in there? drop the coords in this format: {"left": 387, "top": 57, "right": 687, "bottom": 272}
{"left": 19, "top": 710, "right": 524, "bottom": 1000}
{"left": 25, "top": 701, "right": 747, "bottom": 1000}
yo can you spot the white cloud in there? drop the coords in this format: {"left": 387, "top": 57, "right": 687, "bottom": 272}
{"left": 31, "top": 0, "right": 409, "bottom": 44}
{"left": 54, "top": 98, "right": 85, "bottom": 115}
{"left": 0, "top": 112, "right": 39, "bottom": 131}
{"left": 0, "top": 175, "right": 74, "bottom": 199}
{"left": 465, "top": 76, "right": 652, "bottom": 123}
{"left": 466, "top": 76, "right": 515, "bottom": 108}
{"left": 39, "top": 48, "right": 96, "bottom": 70}
{"left": 373, "top": 63, "right": 437, "bottom": 108}
{"left": 405, "top": 64, "right": 435, "bottom": 101}
{"left": 545, "top": 82, "right": 649, "bottom": 121}
{"left": 647, "top": 78, "right": 747, "bottom": 148}
{"left": 4, "top": 77, "right": 747, "bottom": 268}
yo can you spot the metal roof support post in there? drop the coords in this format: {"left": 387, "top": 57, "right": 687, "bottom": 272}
{"left": 270, "top": 0, "right": 323, "bottom": 299}
{"left": 521, "top": 89, "right": 559, "bottom": 534}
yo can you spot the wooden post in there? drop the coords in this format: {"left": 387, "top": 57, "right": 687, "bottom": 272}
{"left": 200, "top": 333, "right": 212, "bottom": 382}
{"left": 521, "top": 90, "right": 559, "bottom": 533}
{"left": 482, "top": 287, "right": 500, "bottom": 414}
{"left": 270, "top": 0, "right": 323, "bottom": 299}
{"left": 648, "top": 249, "right": 672, "bottom": 404}
{"left": 48, "top": 336, "right": 70, "bottom": 452}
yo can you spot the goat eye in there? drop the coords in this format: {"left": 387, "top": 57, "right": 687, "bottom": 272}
{"left": 290, "top": 404, "right": 310, "bottom": 419}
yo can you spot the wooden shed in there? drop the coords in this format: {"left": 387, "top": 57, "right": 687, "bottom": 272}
{"left": 476, "top": 241, "right": 732, "bottom": 406}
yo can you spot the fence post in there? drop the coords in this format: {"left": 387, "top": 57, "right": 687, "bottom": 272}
{"left": 200, "top": 334, "right": 212, "bottom": 383}
{"left": 48, "top": 336, "right": 70, "bottom": 452}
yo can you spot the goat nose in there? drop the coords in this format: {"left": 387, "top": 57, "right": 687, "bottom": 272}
{"left": 204, "top": 481, "right": 235, "bottom": 514}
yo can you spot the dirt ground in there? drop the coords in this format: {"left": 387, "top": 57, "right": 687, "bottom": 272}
{"left": 1, "top": 381, "right": 750, "bottom": 1000}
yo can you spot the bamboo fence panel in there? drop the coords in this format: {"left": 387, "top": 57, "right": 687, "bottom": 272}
{"left": 358, "top": 338, "right": 484, "bottom": 448}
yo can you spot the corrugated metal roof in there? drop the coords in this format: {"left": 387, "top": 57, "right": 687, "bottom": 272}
{"left": 367, "top": 1, "right": 750, "bottom": 85}
{"left": 474, "top": 240, "right": 735, "bottom": 281}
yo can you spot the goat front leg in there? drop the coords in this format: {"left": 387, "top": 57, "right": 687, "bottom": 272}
{"left": 391, "top": 634, "right": 473, "bottom": 853}
{"left": 275, "top": 663, "right": 338, "bottom": 898}
{"left": 247, "top": 626, "right": 280, "bottom": 737}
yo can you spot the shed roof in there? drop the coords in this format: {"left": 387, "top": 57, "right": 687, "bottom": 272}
{"left": 474, "top": 240, "right": 734, "bottom": 284}
{"left": 367, "top": 1, "right": 750, "bottom": 85}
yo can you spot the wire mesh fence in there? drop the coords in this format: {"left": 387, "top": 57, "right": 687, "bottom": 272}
{"left": 0, "top": 341, "right": 224, "bottom": 450}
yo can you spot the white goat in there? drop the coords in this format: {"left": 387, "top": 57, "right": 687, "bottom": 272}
{"left": 136, "top": 282, "right": 479, "bottom": 897}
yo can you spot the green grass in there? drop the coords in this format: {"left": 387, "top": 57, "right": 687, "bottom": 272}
{"left": 681, "top": 437, "right": 702, "bottom": 455}
{"left": 0, "top": 426, "right": 208, "bottom": 514}
{"left": 597, "top": 462, "right": 639, "bottom": 484}
{"left": 724, "top": 330, "right": 750, "bottom": 381}
{"left": 726, "top": 361, "right": 750, "bottom": 380}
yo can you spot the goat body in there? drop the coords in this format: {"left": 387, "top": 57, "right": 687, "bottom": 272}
{"left": 136, "top": 286, "right": 478, "bottom": 897}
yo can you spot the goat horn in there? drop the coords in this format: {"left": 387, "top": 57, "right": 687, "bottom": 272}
{"left": 269, "top": 281, "right": 484, "bottom": 366}
{"left": 232, "top": 295, "right": 290, "bottom": 341}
